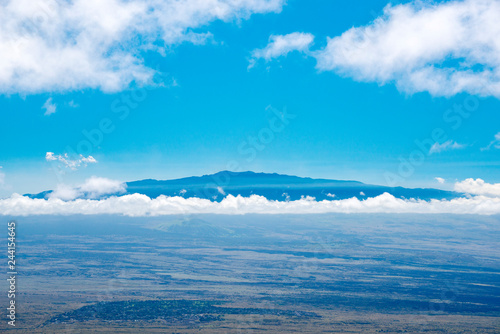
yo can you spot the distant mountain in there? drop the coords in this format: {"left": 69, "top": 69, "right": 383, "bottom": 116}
{"left": 26, "top": 171, "right": 460, "bottom": 201}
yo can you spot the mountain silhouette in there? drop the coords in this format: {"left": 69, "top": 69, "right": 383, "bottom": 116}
{"left": 27, "top": 171, "right": 459, "bottom": 201}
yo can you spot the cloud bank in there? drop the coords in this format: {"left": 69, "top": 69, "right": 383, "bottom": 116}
{"left": 4, "top": 176, "right": 500, "bottom": 216}
{"left": 314, "top": 0, "right": 500, "bottom": 97}
{"left": 2, "top": 192, "right": 500, "bottom": 216}
{"left": 0, "top": 0, "right": 284, "bottom": 94}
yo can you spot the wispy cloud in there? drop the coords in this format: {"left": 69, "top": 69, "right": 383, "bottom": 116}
{"left": 314, "top": 0, "right": 500, "bottom": 98}
{"left": 249, "top": 32, "right": 314, "bottom": 68}
{"left": 68, "top": 100, "right": 79, "bottom": 108}
{"left": 42, "top": 98, "right": 57, "bottom": 116}
{"left": 0, "top": 0, "right": 284, "bottom": 94}
{"left": 435, "top": 177, "right": 445, "bottom": 184}
{"left": 429, "top": 140, "right": 466, "bottom": 154}
{"left": 45, "top": 152, "right": 97, "bottom": 170}
{"left": 217, "top": 186, "right": 226, "bottom": 196}
{"left": 481, "top": 132, "right": 500, "bottom": 151}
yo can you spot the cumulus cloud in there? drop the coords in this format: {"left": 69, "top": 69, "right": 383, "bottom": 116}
{"left": 2, "top": 192, "right": 500, "bottom": 216}
{"left": 249, "top": 32, "right": 314, "bottom": 68}
{"left": 429, "top": 140, "right": 465, "bottom": 154}
{"left": 45, "top": 152, "right": 97, "bottom": 170}
{"left": 45, "top": 152, "right": 56, "bottom": 161}
{"left": 50, "top": 184, "right": 80, "bottom": 201}
{"left": 49, "top": 176, "right": 127, "bottom": 200}
{"left": 454, "top": 178, "right": 500, "bottom": 197}
{"left": 0, "top": 0, "right": 284, "bottom": 94}
{"left": 42, "top": 97, "right": 57, "bottom": 116}
{"left": 314, "top": 0, "right": 500, "bottom": 98}
{"left": 435, "top": 177, "right": 445, "bottom": 184}
{"left": 79, "top": 176, "right": 127, "bottom": 198}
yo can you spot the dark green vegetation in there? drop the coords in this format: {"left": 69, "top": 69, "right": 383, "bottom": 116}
{"left": 48, "top": 300, "right": 222, "bottom": 324}
{"left": 48, "top": 299, "right": 317, "bottom": 324}
{"left": 1, "top": 214, "right": 499, "bottom": 333}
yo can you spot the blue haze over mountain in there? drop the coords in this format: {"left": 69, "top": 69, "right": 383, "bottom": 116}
{"left": 27, "top": 171, "right": 461, "bottom": 201}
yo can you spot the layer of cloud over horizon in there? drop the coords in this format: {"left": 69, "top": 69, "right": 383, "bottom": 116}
{"left": 2, "top": 193, "right": 500, "bottom": 216}
{"left": 3, "top": 177, "right": 500, "bottom": 216}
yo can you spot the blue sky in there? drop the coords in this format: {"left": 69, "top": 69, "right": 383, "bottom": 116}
{"left": 1, "top": 0, "right": 500, "bottom": 197}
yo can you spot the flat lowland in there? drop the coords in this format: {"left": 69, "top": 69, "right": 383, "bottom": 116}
{"left": 1, "top": 214, "right": 499, "bottom": 333}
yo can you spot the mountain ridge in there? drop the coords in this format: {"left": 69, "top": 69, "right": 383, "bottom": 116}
{"left": 26, "top": 170, "right": 460, "bottom": 201}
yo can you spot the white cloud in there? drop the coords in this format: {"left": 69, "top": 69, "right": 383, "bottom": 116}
{"left": 249, "top": 32, "right": 314, "bottom": 68}
{"left": 42, "top": 97, "right": 57, "bottom": 116}
{"left": 454, "top": 178, "right": 500, "bottom": 197}
{"left": 429, "top": 140, "right": 465, "bottom": 154}
{"left": 79, "top": 176, "right": 127, "bottom": 198}
{"left": 45, "top": 152, "right": 57, "bottom": 161}
{"left": 80, "top": 156, "right": 97, "bottom": 164}
{"left": 2, "top": 192, "right": 500, "bottom": 216}
{"left": 0, "top": 0, "right": 284, "bottom": 94}
{"left": 435, "top": 177, "right": 445, "bottom": 184}
{"left": 482, "top": 132, "right": 500, "bottom": 150}
{"left": 314, "top": 0, "right": 500, "bottom": 98}
{"left": 49, "top": 176, "right": 127, "bottom": 200}
{"left": 45, "top": 152, "right": 97, "bottom": 170}
{"left": 217, "top": 186, "right": 226, "bottom": 196}
{"left": 50, "top": 184, "right": 80, "bottom": 201}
